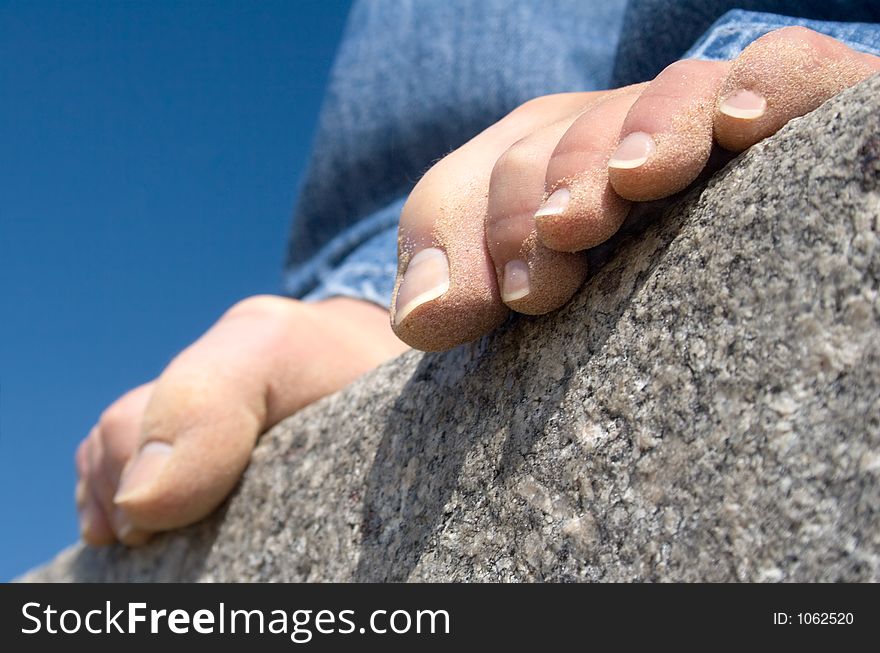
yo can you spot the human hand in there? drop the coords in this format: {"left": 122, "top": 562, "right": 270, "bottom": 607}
{"left": 390, "top": 27, "right": 879, "bottom": 351}
{"left": 75, "top": 295, "right": 408, "bottom": 545}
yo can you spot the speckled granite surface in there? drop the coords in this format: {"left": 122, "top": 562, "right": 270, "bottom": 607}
{"left": 23, "top": 76, "right": 880, "bottom": 582}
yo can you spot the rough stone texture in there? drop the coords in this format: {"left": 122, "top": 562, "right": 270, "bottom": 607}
{"left": 23, "top": 76, "right": 880, "bottom": 582}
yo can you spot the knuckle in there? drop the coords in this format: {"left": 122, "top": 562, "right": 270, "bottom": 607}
{"left": 224, "top": 294, "right": 300, "bottom": 321}
{"left": 97, "top": 404, "right": 129, "bottom": 436}
{"left": 660, "top": 58, "right": 707, "bottom": 77}
{"left": 403, "top": 158, "right": 457, "bottom": 222}
{"left": 514, "top": 93, "right": 563, "bottom": 117}
{"left": 492, "top": 138, "right": 541, "bottom": 179}
{"left": 98, "top": 390, "right": 143, "bottom": 437}
{"left": 758, "top": 25, "right": 820, "bottom": 49}
{"left": 772, "top": 25, "right": 818, "bottom": 42}
{"left": 219, "top": 296, "right": 305, "bottom": 353}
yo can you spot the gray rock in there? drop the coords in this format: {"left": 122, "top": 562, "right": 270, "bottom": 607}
{"left": 22, "top": 76, "right": 880, "bottom": 582}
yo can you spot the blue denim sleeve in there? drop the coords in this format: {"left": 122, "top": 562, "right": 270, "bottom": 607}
{"left": 289, "top": 198, "right": 403, "bottom": 306}
{"left": 283, "top": 0, "right": 629, "bottom": 308}
{"left": 684, "top": 9, "right": 880, "bottom": 60}
{"left": 290, "top": 4, "right": 879, "bottom": 311}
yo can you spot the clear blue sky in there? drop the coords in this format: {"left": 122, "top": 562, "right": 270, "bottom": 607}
{"left": 0, "top": 0, "right": 352, "bottom": 581}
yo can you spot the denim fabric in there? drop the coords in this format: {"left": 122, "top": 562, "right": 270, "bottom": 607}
{"left": 284, "top": 0, "right": 629, "bottom": 304}
{"left": 285, "top": 0, "right": 880, "bottom": 308}
{"left": 610, "top": 0, "right": 880, "bottom": 86}
{"left": 685, "top": 9, "right": 880, "bottom": 61}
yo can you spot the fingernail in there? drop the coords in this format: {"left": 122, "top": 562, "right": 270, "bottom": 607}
{"left": 113, "top": 507, "right": 134, "bottom": 541}
{"left": 113, "top": 441, "right": 173, "bottom": 503}
{"left": 535, "top": 187, "right": 570, "bottom": 218}
{"left": 502, "top": 259, "right": 530, "bottom": 302}
{"left": 393, "top": 247, "right": 450, "bottom": 325}
{"left": 608, "top": 131, "right": 656, "bottom": 169}
{"left": 719, "top": 89, "right": 767, "bottom": 119}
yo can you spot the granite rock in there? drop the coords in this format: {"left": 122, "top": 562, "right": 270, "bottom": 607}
{"left": 23, "top": 76, "right": 880, "bottom": 582}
